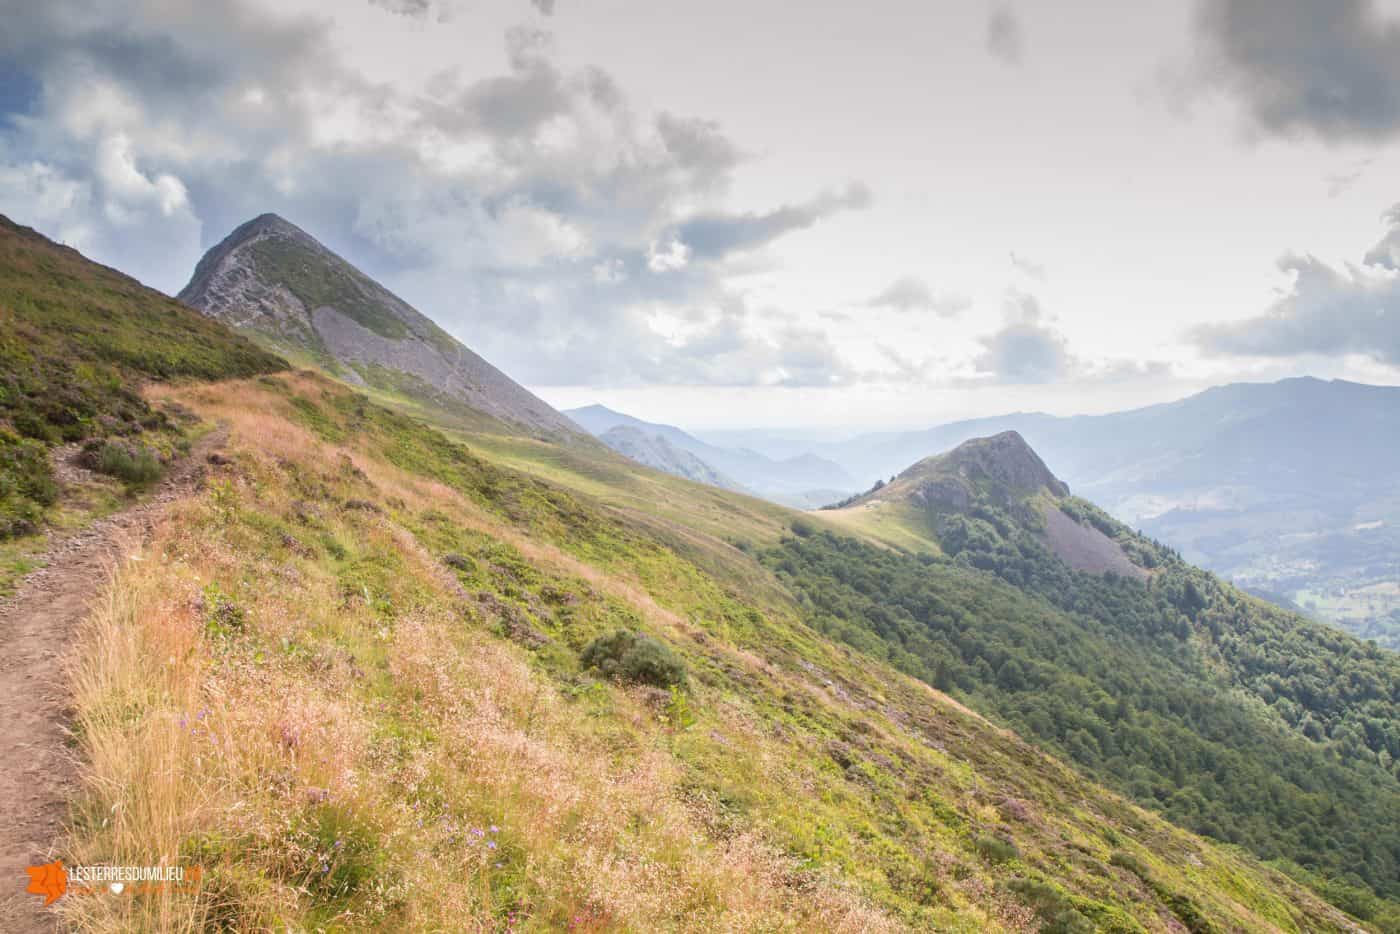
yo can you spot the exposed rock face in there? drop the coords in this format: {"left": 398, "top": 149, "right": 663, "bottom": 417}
{"left": 179, "top": 214, "right": 580, "bottom": 439}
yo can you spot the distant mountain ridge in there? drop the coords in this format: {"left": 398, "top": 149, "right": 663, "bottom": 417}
{"left": 567, "top": 404, "right": 854, "bottom": 506}
{"left": 598, "top": 425, "right": 742, "bottom": 490}
{"left": 180, "top": 214, "right": 579, "bottom": 439}
{"left": 734, "top": 378, "right": 1400, "bottom": 647}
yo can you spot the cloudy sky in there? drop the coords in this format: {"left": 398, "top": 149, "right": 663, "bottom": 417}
{"left": 5, "top": 0, "right": 1400, "bottom": 430}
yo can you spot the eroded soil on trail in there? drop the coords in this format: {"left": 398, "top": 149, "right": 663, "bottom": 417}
{"left": 0, "top": 428, "right": 226, "bottom": 932}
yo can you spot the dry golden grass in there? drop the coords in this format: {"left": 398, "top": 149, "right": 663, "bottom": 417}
{"left": 51, "top": 373, "right": 1366, "bottom": 933}
{"left": 58, "top": 377, "right": 901, "bottom": 932}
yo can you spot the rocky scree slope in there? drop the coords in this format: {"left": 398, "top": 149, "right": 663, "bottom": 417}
{"left": 179, "top": 213, "right": 579, "bottom": 439}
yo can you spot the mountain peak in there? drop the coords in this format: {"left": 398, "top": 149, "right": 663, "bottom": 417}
{"left": 908, "top": 430, "right": 1070, "bottom": 498}
{"left": 840, "top": 429, "right": 1068, "bottom": 516}
{"left": 221, "top": 212, "right": 317, "bottom": 249}
{"left": 178, "top": 215, "right": 580, "bottom": 439}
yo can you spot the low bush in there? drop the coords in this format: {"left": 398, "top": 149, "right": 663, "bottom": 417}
{"left": 86, "top": 439, "right": 162, "bottom": 487}
{"left": 973, "top": 834, "right": 1019, "bottom": 864}
{"left": 0, "top": 430, "right": 57, "bottom": 538}
{"left": 1005, "top": 878, "right": 1095, "bottom": 934}
{"left": 581, "top": 629, "right": 687, "bottom": 688}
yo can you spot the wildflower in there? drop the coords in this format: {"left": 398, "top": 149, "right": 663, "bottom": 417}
{"left": 489, "top": 824, "right": 499, "bottom": 833}
{"left": 487, "top": 840, "right": 497, "bottom": 850}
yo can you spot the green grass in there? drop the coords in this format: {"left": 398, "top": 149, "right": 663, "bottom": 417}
{"left": 237, "top": 375, "right": 1377, "bottom": 929}
{"left": 0, "top": 213, "right": 284, "bottom": 540}
{"left": 264, "top": 362, "right": 1399, "bottom": 925}
{"left": 763, "top": 492, "right": 1400, "bottom": 915}
{"left": 53, "top": 370, "right": 1375, "bottom": 930}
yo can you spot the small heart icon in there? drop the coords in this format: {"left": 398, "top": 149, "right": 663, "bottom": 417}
{"left": 109, "top": 882, "right": 124, "bottom": 894}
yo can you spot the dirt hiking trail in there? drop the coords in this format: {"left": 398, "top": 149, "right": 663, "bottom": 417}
{"left": 0, "top": 427, "right": 227, "bottom": 933}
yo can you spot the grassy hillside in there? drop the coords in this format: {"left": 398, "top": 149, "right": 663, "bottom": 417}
{"left": 54, "top": 371, "right": 1370, "bottom": 931}
{"left": 7, "top": 217, "right": 1388, "bottom": 930}
{"left": 810, "top": 448, "right": 1400, "bottom": 923}
{"left": 0, "top": 215, "right": 283, "bottom": 588}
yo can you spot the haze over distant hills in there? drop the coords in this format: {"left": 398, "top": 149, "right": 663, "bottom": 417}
{"left": 704, "top": 378, "right": 1400, "bottom": 648}
{"left": 566, "top": 403, "right": 854, "bottom": 508}
{"left": 179, "top": 213, "right": 580, "bottom": 440}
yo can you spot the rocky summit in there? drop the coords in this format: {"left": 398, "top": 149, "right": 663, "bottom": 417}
{"left": 179, "top": 214, "right": 580, "bottom": 439}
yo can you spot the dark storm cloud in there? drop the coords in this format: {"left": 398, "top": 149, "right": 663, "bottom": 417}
{"left": 1196, "top": 0, "right": 1400, "bottom": 141}
{"left": 985, "top": 5, "right": 1023, "bottom": 66}
{"left": 671, "top": 183, "right": 871, "bottom": 260}
{"left": 863, "top": 276, "right": 970, "bottom": 316}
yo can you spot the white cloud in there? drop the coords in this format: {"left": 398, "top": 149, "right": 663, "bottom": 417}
{"left": 864, "top": 275, "right": 970, "bottom": 316}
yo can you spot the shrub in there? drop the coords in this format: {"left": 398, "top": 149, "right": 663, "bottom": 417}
{"left": 581, "top": 629, "right": 687, "bottom": 688}
{"left": 1005, "top": 878, "right": 1096, "bottom": 934}
{"left": 87, "top": 439, "right": 162, "bottom": 486}
{"left": 0, "top": 431, "right": 57, "bottom": 538}
{"left": 973, "top": 834, "right": 1019, "bottom": 864}
{"left": 202, "top": 583, "right": 247, "bottom": 639}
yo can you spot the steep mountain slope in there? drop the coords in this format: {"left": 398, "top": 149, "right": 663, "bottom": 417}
{"left": 0, "top": 214, "right": 283, "bottom": 577}
{"left": 58, "top": 368, "right": 1372, "bottom": 931}
{"left": 567, "top": 403, "right": 854, "bottom": 505}
{"left": 598, "top": 425, "right": 742, "bottom": 490}
{"left": 2, "top": 219, "right": 1377, "bottom": 931}
{"left": 179, "top": 214, "right": 579, "bottom": 439}
{"left": 811, "top": 431, "right": 1400, "bottom": 916}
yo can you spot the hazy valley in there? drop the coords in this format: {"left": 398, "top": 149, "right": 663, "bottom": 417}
{"left": 590, "top": 380, "right": 1400, "bottom": 650}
